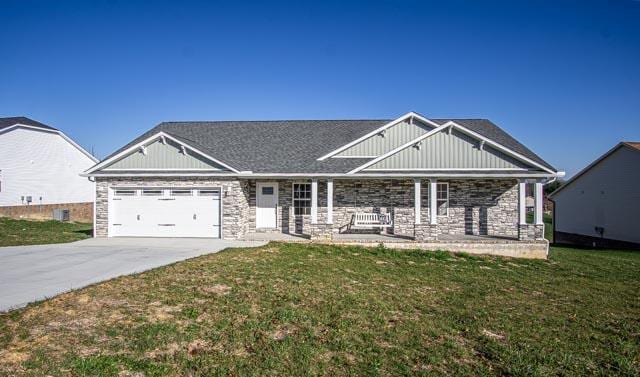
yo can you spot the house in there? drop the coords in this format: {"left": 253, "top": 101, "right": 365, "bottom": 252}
{"left": 83, "top": 112, "right": 564, "bottom": 258}
{"left": 549, "top": 142, "right": 640, "bottom": 249}
{"left": 0, "top": 117, "right": 98, "bottom": 220}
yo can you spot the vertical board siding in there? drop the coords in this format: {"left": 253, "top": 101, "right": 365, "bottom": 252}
{"left": 365, "top": 129, "right": 530, "bottom": 170}
{"left": 336, "top": 119, "right": 434, "bottom": 157}
{"left": 553, "top": 146, "right": 640, "bottom": 244}
{"left": 0, "top": 127, "right": 96, "bottom": 206}
{"left": 105, "top": 139, "right": 227, "bottom": 170}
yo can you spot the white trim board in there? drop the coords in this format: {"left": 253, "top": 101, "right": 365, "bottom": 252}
{"left": 84, "top": 172, "right": 561, "bottom": 179}
{"left": 0, "top": 123, "right": 98, "bottom": 163}
{"left": 85, "top": 131, "right": 240, "bottom": 174}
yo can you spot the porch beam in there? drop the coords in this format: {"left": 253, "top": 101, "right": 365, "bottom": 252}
{"left": 429, "top": 179, "right": 437, "bottom": 225}
{"left": 534, "top": 181, "right": 544, "bottom": 225}
{"left": 414, "top": 179, "right": 421, "bottom": 224}
{"left": 327, "top": 179, "right": 333, "bottom": 224}
{"left": 311, "top": 179, "right": 318, "bottom": 224}
{"left": 518, "top": 180, "right": 527, "bottom": 225}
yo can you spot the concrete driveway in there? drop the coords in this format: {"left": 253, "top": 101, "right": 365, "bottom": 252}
{"left": 0, "top": 237, "right": 266, "bottom": 312}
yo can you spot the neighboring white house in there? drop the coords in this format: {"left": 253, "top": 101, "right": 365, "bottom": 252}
{"left": 0, "top": 117, "right": 98, "bottom": 207}
{"left": 550, "top": 142, "right": 640, "bottom": 249}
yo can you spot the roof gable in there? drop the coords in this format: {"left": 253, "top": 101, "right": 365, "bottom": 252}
{"left": 362, "top": 128, "right": 533, "bottom": 171}
{"left": 90, "top": 113, "right": 558, "bottom": 175}
{"left": 102, "top": 138, "right": 231, "bottom": 171}
{"left": 335, "top": 117, "right": 436, "bottom": 158}
{"left": 0, "top": 116, "right": 57, "bottom": 132}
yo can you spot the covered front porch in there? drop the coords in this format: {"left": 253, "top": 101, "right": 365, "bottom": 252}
{"left": 245, "top": 177, "right": 547, "bottom": 243}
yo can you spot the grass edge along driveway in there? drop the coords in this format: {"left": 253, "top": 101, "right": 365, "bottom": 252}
{"left": 0, "top": 217, "right": 92, "bottom": 247}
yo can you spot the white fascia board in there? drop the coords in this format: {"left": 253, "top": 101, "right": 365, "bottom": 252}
{"left": 316, "top": 111, "right": 441, "bottom": 161}
{"left": 447, "top": 121, "right": 556, "bottom": 174}
{"left": 347, "top": 122, "right": 453, "bottom": 173}
{"left": 1, "top": 123, "right": 99, "bottom": 163}
{"left": 84, "top": 131, "right": 240, "bottom": 174}
{"left": 83, "top": 172, "right": 560, "bottom": 178}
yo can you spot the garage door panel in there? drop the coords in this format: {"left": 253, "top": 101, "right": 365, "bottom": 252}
{"left": 109, "top": 188, "right": 221, "bottom": 238}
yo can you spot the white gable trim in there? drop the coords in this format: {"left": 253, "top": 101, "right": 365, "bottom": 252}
{"left": 0, "top": 123, "right": 98, "bottom": 163}
{"left": 84, "top": 131, "right": 240, "bottom": 174}
{"left": 317, "top": 111, "right": 440, "bottom": 161}
{"left": 347, "top": 122, "right": 453, "bottom": 173}
{"left": 348, "top": 121, "right": 556, "bottom": 174}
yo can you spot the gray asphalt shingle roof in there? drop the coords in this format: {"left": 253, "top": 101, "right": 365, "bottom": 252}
{"left": 0, "top": 116, "right": 57, "bottom": 132}
{"left": 102, "top": 118, "right": 555, "bottom": 174}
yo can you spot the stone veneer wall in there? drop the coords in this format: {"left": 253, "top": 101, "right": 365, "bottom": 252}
{"left": 95, "top": 177, "right": 531, "bottom": 241}
{"left": 438, "top": 179, "right": 520, "bottom": 238}
{"left": 94, "top": 177, "right": 250, "bottom": 239}
{"left": 245, "top": 178, "right": 523, "bottom": 240}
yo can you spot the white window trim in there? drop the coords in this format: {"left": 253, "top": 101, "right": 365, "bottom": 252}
{"left": 436, "top": 182, "right": 449, "bottom": 217}
{"left": 292, "top": 181, "right": 312, "bottom": 216}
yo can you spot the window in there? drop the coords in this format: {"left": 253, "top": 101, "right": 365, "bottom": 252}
{"left": 114, "top": 189, "right": 136, "bottom": 196}
{"left": 142, "top": 189, "right": 163, "bottom": 196}
{"left": 436, "top": 182, "right": 448, "bottom": 216}
{"left": 261, "top": 187, "right": 274, "bottom": 195}
{"left": 292, "top": 183, "right": 311, "bottom": 215}
{"left": 170, "top": 189, "right": 192, "bottom": 196}
{"left": 198, "top": 189, "right": 219, "bottom": 196}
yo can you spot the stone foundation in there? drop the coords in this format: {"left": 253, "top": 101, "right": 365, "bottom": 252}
{"left": 331, "top": 240, "right": 549, "bottom": 259}
{"left": 518, "top": 224, "right": 544, "bottom": 241}
{"left": 414, "top": 223, "right": 438, "bottom": 241}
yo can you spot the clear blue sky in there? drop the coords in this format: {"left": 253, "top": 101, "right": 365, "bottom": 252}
{"left": 1, "top": 0, "right": 639, "bottom": 177}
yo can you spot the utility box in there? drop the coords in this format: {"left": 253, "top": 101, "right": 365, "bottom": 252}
{"left": 53, "top": 209, "right": 70, "bottom": 222}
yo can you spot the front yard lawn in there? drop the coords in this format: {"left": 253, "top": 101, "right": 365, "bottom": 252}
{"left": 0, "top": 217, "right": 93, "bottom": 247}
{"left": 1, "top": 242, "right": 638, "bottom": 376}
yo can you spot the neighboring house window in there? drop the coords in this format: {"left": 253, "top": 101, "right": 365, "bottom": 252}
{"left": 437, "top": 182, "right": 449, "bottom": 216}
{"left": 292, "top": 183, "right": 311, "bottom": 215}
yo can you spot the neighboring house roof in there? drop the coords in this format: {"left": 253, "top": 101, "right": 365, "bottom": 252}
{"left": 0, "top": 116, "right": 98, "bottom": 162}
{"left": 623, "top": 141, "right": 640, "bottom": 151}
{"left": 0, "top": 116, "right": 57, "bottom": 132}
{"left": 94, "top": 116, "right": 556, "bottom": 175}
{"left": 549, "top": 141, "right": 640, "bottom": 198}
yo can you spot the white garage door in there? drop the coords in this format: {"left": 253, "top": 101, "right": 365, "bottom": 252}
{"left": 109, "top": 188, "right": 221, "bottom": 238}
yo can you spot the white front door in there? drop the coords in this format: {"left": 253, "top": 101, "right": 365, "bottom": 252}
{"left": 256, "top": 182, "right": 278, "bottom": 228}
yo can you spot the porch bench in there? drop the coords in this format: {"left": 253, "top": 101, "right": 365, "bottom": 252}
{"left": 350, "top": 213, "right": 393, "bottom": 229}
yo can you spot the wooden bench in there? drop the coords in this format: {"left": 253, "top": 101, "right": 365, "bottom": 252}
{"left": 350, "top": 213, "right": 393, "bottom": 229}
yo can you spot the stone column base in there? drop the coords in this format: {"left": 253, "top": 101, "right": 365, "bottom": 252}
{"left": 414, "top": 223, "right": 438, "bottom": 241}
{"left": 309, "top": 223, "right": 333, "bottom": 240}
{"left": 518, "top": 224, "right": 545, "bottom": 240}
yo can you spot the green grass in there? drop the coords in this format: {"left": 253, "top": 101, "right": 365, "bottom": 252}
{"left": 1, "top": 240, "right": 638, "bottom": 375}
{"left": 0, "top": 217, "right": 93, "bottom": 247}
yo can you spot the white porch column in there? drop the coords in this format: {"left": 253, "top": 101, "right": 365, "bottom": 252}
{"left": 326, "top": 179, "right": 333, "bottom": 224}
{"left": 414, "top": 179, "right": 421, "bottom": 224}
{"left": 534, "top": 181, "right": 544, "bottom": 225}
{"left": 429, "top": 179, "right": 437, "bottom": 225}
{"left": 311, "top": 179, "right": 318, "bottom": 224}
{"left": 518, "top": 180, "right": 527, "bottom": 225}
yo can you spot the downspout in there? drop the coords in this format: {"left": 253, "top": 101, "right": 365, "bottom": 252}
{"left": 87, "top": 176, "right": 96, "bottom": 237}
